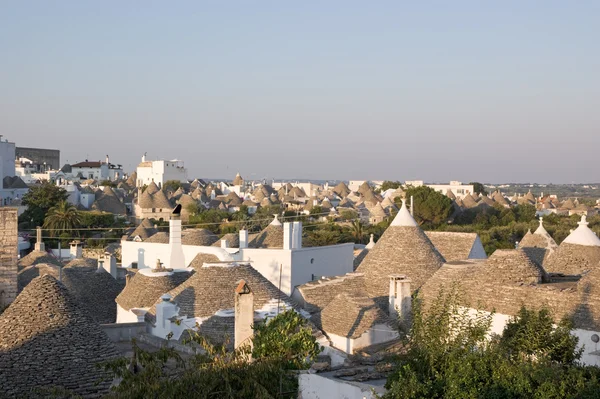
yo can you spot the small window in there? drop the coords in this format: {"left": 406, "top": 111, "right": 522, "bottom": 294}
{"left": 131, "top": 262, "right": 138, "bottom": 269}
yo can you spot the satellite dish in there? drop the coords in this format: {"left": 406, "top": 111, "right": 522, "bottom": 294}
{"left": 592, "top": 334, "right": 599, "bottom": 344}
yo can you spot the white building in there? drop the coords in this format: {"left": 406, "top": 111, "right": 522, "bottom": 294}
{"left": 406, "top": 180, "right": 474, "bottom": 199}
{"left": 121, "top": 217, "right": 354, "bottom": 297}
{"left": 70, "top": 156, "right": 123, "bottom": 181}
{"left": 0, "top": 137, "right": 29, "bottom": 205}
{"left": 136, "top": 154, "right": 188, "bottom": 188}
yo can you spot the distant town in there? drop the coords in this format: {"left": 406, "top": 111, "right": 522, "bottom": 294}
{"left": 2, "top": 138, "right": 600, "bottom": 398}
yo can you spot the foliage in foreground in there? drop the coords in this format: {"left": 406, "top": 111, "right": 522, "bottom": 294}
{"left": 103, "top": 310, "right": 320, "bottom": 398}
{"left": 383, "top": 287, "right": 600, "bottom": 399}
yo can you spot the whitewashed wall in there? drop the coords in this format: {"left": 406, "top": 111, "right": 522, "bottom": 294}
{"left": 121, "top": 241, "right": 233, "bottom": 269}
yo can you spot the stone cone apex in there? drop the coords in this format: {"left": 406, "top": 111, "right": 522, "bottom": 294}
{"left": 356, "top": 200, "right": 445, "bottom": 300}
{"left": 390, "top": 200, "right": 418, "bottom": 227}
{"left": 563, "top": 215, "right": 600, "bottom": 247}
{"left": 270, "top": 214, "right": 282, "bottom": 226}
{"left": 534, "top": 217, "right": 550, "bottom": 236}
{"left": 0, "top": 275, "right": 119, "bottom": 397}
{"left": 366, "top": 234, "right": 376, "bottom": 249}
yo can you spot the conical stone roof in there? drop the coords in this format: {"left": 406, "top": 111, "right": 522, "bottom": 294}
{"left": 356, "top": 200, "right": 445, "bottom": 304}
{"left": 545, "top": 216, "right": 600, "bottom": 275}
{"left": 232, "top": 173, "right": 244, "bottom": 186}
{"left": 0, "top": 275, "right": 119, "bottom": 398}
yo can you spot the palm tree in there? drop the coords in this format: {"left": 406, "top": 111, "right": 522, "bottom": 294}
{"left": 43, "top": 200, "right": 82, "bottom": 237}
{"left": 351, "top": 220, "right": 365, "bottom": 244}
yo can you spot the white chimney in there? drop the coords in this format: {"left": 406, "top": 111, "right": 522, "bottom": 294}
{"left": 35, "top": 226, "right": 45, "bottom": 252}
{"left": 389, "top": 275, "right": 412, "bottom": 324}
{"left": 102, "top": 252, "right": 117, "bottom": 279}
{"left": 234, "top": 280, "right": 254, "bottom": 351}
{"left": 221, "top": 239, "right": 229, "bottom": 249}
{"left": 155, "top": 294, "right": 179, "bottom": 336}
{"left": 69, "top": 240, "right": 82, "bottom": 259}
{"left": 239, "top": 229, "right": 248, "bottom": 249}
{"left": 131, "top": 308, "right": 148, "bottom": 323}
{"left": 105, "top": 154, "right": 110, "bottom": 165}
{"left": 292, "top": 221, "right": 302, "bottom": 249}
{"left": 169, "top": 207, "right": 185, "bottom": 269}
{"left": 283, "top": 222, "right": 293, "bottom": 250}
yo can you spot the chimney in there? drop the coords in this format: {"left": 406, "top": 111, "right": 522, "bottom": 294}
{"left": 131, "top": 308, "right": 148, "bottom": 323}
{"left": 155, "top": 294, "right": 179, "bottom": 335}
{"left": 292, "top": 221, "right": 302, "bottom": 249}
{"left": 389, "top": 275, "right": 412, "bottom": 325}
{"left": 34, "top": 226, "right": 45, "bottom": 252}
{"left": 169, "top": 205, "right": 185, "bottom": 269}
{"left": 105, "top": 154, "right": 109, "bottom": 165}
{"left": 239, "top": 229, "right": 248, "bottom": 249}
{"left": 102, "top": 252, "right": 117, "bottom": 279}
{"left": 234, "top": 280, "right": 254, "bottom": 351}
{"left": 410, "top": 196, "right": 414, "bottom": 217}
{"left": 141, "top": 153, "right": 146, "bottom": 162}
{"left": 283, "top": 222, "right": 293, "bottom": 250}
{"left": 221, "top": 239, "right": 229, "bottom": 249}
{"left": 69, "top": 240, "right": 82, "bottom": 259}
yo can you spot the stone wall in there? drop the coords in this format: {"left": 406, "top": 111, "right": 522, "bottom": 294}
{"left": 0, "top": 208, "right": 17, "bottom": 308}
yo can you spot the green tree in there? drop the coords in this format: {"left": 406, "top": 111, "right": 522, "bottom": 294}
{"left": 404, "top": 186, "right": 454, "bottom": 226}
{"left": 384, "top": 287, "right": 600, "bottom": 399}
{"left": 470, "top": 182, "right": 488, "bottom": 196}
{"left": 309, "top": 206, "right": 324, "bottom": 217}
{"left": 103, "top": 310, "right": 320, "bottom": 398}
{"left": 304, "top": 229, "right": 340, "bottom": 247}
{"left": 42, "top": 200, "right": 82, "bottom": 237}
{"left": 20, "top": 183, "right": 69, "bottom": 227}
{"left": 380, "top": 181, "right": 402, "bottom": 192}
{"left": 514, "top": 203, "right": 537, "bottom": 223}
{"left": 351, "top": 220, "right": 366, "bottom": 244}
{"left": 163, "top": 180, "right": 182, "bottom": 193}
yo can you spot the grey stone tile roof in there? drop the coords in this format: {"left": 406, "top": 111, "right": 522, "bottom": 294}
{"left": 145, "top": 181, "right": 160, "bottom": 194}
{"left": 425, "top": 232, "right": 482, "bottom": 262}
{"left": 249, "top": 225, "right": 284, "bottom": 248}
{"left": 462, "top": 194, "right": 479, "bottom": 208}
{"left": 544, "top": 243, "right": 600, "bottom": 276}
{"left": 0, "top": 275, "right": 119, "bottom": 398}
{"left": 129, "top": 218, "right": 158, "bottom": 241}
{"left": 17, "top": 263, "right": 60, "bottom": 292}
{"left": 116, "top": 269, "right": 193, "bottom": 311}
{"left": 181, "top": 229, "right": 219, "bottom": 246}
{"left": 145, "top": 231, "right": 169, "bottom": 243}
{"left": 146, "top": 264, "right": 290, "bottom": 322}
{"left": 355, "top": 225, "right": 445, "bottom": 303}
{"left": 211, "top": 233, "right": 240, "bottom": 248}
{"left": 485, "top": 249, "right": 549, "bottom": 284}
{"left": 232, "top": 173, "right": 244, "bottom": 186}
{"left": 294, "top": 273, "right": 366, "bottom": 315}
{"left": 189, "top": 253, "right": 221, "bottom": 269}
{"left": 333, "top": 182, "right": 350, "bottom": 198}
{"left": 311, "top": 292, "right": 396, "bottom": 339}
{"left": 519, "top": 225, "right": 558, "bottom": 267}
{"left": 92, "top": 186, "right": 127, "bottom": 215}
{"left": 18, "top": 251, "right": 63, "bottom": 269}
{"left": 61, "top": 258, "right": 125, "bottom": 324}
{"left": 420, "top": 259, "right": 600, "bottom": 332}
{"left": 225, "top": 191, "right": 243, "bottom": 206}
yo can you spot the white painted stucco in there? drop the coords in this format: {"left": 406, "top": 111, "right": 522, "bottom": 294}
{"left": 328, "top": 324, "right": 399, "bottom": 355}
{"left": 467, "top": 236, "right": 488, "bottom": 260}
{"left": 299, "top": 373, "right": 384, "bottom": 399}
{"left": 116, "top": 303, "right": 149, "bottom": 324}
{"left": 121, "top": 240, "right": 234, "bottom": 269}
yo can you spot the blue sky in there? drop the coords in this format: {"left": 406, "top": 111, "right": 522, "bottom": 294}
{"left": 1, "top": 1, "right": 599, "bottom": 183}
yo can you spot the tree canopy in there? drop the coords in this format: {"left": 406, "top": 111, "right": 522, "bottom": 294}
{"left": 403, "top": 186, "right": 454, "bottom": 226}
{"left": 103, "top": 310, "right": 320, "bottom": 398}
{"left": 470, "top": 182, "right": 488, "bottom": 196}
{"left": 20, "top": 183, "right": 69, "bottom": 228}
{"left": 384, "top": 287, "right": 600, "bottom": 398}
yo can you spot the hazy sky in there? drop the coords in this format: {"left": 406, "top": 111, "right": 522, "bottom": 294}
{"left": 1, "top": 2, "right": 599, "bottom": 183}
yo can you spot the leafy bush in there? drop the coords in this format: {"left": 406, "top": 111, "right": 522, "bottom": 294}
{"left": 383, "top": 287, "right": 600, "bottom": 399}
